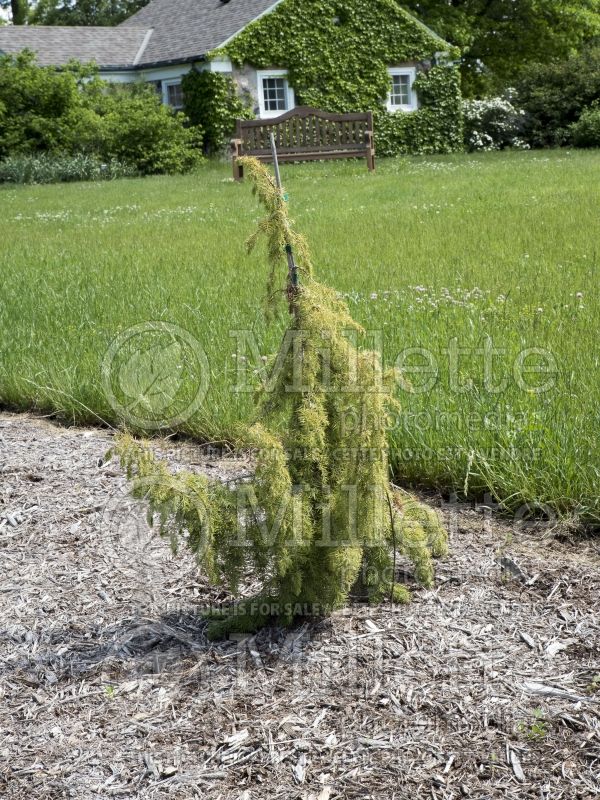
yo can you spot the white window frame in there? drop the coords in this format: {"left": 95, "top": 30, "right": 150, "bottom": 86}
{"left": 387, "top": 67, "right": 418, "bottom": 113}
{"left": 162, "top": 78, "right": 184, "bottom": 110}
{"left": 256, "top": 69, "right": 295, "bottom": 119}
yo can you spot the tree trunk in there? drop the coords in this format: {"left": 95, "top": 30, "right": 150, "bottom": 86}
{"left": 11, "top": 0, "right": 28, "bottom": 24}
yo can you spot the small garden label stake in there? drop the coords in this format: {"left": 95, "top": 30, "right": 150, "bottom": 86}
{"left": 116, "top": 158, "right": 448, "bottom": 639}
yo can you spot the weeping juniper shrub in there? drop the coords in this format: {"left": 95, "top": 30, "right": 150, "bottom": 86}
{"left": 116, "top": 157, "right": 447, "bottom": 639}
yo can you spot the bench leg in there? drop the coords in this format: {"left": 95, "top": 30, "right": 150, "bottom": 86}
{"left": 231, "top": 139, "right": 244, "bottom": 181}
{"left": 367, "top": 150, "right": 375, "bottom": 172}
{"left": 232, "top": 160, "right": 244, "bottom": 181}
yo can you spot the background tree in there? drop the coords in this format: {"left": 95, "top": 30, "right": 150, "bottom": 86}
{"left": 30, "top": 0, "right": 147, "bottom": 25}
{"left": 516, "top": 45, "right": 600, "bottom": 146}
{"left": 0, "top": 0, "right": 29, "bottom": 24}
{"left": 401, "top": 0, "right": 600, "bottom": 95}
{"left": 5, "top": 0, "right": 600, "bottom": 95}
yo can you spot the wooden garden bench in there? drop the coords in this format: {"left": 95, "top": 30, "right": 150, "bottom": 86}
{"left": 231, "top": 106, "right": 375, "bottom": 180}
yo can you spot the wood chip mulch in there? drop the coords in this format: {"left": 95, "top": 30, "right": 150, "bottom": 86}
{"left": 0, "top": 412, "right": 598, "bottom": 799}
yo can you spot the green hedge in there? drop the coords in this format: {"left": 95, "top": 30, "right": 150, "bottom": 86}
{"left": 0, "top": 52, "right": 203, "bottom": 177}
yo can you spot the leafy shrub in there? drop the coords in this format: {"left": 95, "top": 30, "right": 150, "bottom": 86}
{"left": 570, "top": 105, "right": 600, "bottom": 148}
{"left": 0, "top": 51, "right": 85, "bottom": 157}
{"left": 516, "top": 47, "right": 600, "bottom": 147}
{"left": 95, "top": 87, "right": 203, "bottom": 175}
{"left": 0, "top": 52, "right": 203, "bottom": 176}
{"left": 182, "top": 70, "right": 251, "bottom": 155}
{"left": 0, "top": 153, "right": 135, "bottom": 184}
{"left": 463, "top": 94, "right": 528, "bottom": 151}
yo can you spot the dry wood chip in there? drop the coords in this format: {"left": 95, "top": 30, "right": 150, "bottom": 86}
{"left": 519, "top": 631, "right": 536, "bottom": 649}
{"left": 293, "top": 752, "right": 308, "bottom": 784}
{"left": 507, "top": 747, "right": 525, "bottom": 782}
{"left": 1, "top": 412, "right": 599, "bottom": 800}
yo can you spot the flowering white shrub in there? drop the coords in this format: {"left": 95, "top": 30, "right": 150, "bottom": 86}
{"left": 463, "top": 93, "right": 529, "bottom": 152}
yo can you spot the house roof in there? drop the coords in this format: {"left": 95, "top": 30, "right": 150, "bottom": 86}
{"left": 0, "top": 0, "right": 447, "bottom": 72}
{"left": 0, "top": 0, "right": 281, "bottom": 69}
{"left": 120, "top": 0, "right": 282, "bottom": 67}
{"left": 0, "top": 25, "right": 152, "bottom": 69}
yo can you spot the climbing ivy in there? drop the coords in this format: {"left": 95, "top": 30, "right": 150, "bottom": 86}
{"left": 376, "top": 67, "right": 463, "bottom": 156}
{"left": 182, "top": 70, "right": 252, "bottom": 155}
{"left": 217, "top": 0, "right": 463, "bottom": 156}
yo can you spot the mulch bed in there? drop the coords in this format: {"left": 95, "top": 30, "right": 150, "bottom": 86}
{"left": 0, "top": 412, "right": 598, "bottom": 799}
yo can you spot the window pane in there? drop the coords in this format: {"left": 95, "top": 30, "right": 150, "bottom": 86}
{"left": 262, "top": 77, "right": 288, "bottom": 111}
{"left": 390, "top": 74, "right": 410, "bottom": 106}
{"left": 167, "top": 82, "right": 183, "bottom": 109}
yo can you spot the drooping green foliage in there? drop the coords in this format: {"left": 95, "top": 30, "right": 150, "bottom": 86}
{"left": 115, "top": 156, "right": 448, "bottom": 639}
{"left": 0, "top": 52, "right": 202, "bottom": 175}
{"left": 217, "top": 0, "right": 463, "bottom": 157}
{"left": 182, "top": 70, "right": 252, "bottom": 155}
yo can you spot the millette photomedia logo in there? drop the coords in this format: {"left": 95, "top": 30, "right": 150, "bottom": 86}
{"left": 101, "top": 322, "right": 210, "bottom": 430}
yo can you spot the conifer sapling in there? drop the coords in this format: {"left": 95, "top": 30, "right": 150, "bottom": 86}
{"left": 115, "top": 157, "right": 448, "bottom": 639}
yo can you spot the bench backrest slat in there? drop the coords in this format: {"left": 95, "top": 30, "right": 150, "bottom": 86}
{"left": 239, "top": 107, "right": 371, "bottom": 152}
{"left": 231, "top": 106, "right": 375, "bottom": 178}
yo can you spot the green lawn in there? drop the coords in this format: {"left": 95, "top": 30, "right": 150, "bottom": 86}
{"left": 2, "top": 150, "right": 599, "bottom": 521}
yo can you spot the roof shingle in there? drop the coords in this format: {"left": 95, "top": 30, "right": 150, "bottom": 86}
{"left": 121, "top": 0, "right": 281, "bottom": 66}
{"left": 0, "top": 25, "right": 151, "bottom": 68}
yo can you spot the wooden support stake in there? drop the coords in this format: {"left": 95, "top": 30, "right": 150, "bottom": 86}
{"left": 269, "top": 131, "right": 299, "bottom": 312}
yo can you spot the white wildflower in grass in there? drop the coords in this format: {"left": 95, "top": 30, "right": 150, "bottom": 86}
{"left": 576, "top": 292, "right": 583, "bottom": 299}
{"left": 370, "top": 292, "right": 378, "bottom": 300}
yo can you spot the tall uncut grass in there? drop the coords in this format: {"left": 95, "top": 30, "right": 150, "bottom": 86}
{"left": 1, "top": 150, "right": 598, "bottom": 522}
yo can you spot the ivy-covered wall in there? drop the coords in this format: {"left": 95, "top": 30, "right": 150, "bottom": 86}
{"left": 182, "top": 70, "right": 252, "bottom": 155}
{"left": 217, "top": 0, "right": 463, "bottom": 157}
